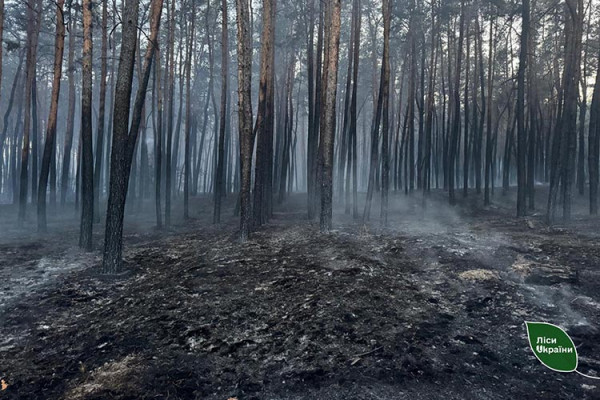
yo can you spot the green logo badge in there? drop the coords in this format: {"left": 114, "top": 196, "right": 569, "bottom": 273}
{"left": 525, "top": 321, "right": 600, "bottom": 379}
{"left": 525, "top": 321, "right": 577, "bottom": 372}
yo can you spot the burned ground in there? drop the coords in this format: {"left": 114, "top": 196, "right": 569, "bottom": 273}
{"left": 1, "top": 190, "right": 600, "bottom": 399}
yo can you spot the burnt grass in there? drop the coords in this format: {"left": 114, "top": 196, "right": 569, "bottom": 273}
{"left": 1, "top": 189, "right": 600, "bottom": 399}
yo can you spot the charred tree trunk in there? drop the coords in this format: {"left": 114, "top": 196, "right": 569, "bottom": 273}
{"left": 0, "top": 52, "right": 23, "bottom": 196}
{"left": 79, "top": 0, "right": 94, "bottom": 250}
{"left": 154, "top": 47, "right": 163, "bottom": 227}
{"left": 346, "top": 0, "right": 360, "bottom": 218}
{"left": 61, "top": 5, "right": 77, "bottom": 206}
{"left": 448, "top": 2, "right": 465, "bottom": 205}
{"left": 18, "top": 0, "right": 41, "bottom": 222}
{"left": 307, "top": 0, "right": 323, "bottom": 219}
{"left": 484, "top": 15, "right": 494, "bottom": 206}
{"left": 527, "top": 16, "right": 538, "bottom": 211}
{"left": 37, "top": 0, "right": 66, "bottom": 232}
{"left": 380, "top": 0, "right": 391, "bottom": 224}
{"left": 31, "top": 70, "right": 39, "bottom": 205}
{"left": 11, "top": 75, "right": 24, "bottom": 203}
{"left": 407, "top": 16, "right": 416, "bottom": 194}
{"left": 424, "top": 0, "right": 438, "bottom": 195}
{"left": 278, "top": 56, "right": 296, "bottom": 204}
{"left": 213, "top": 0, "right": 228, "bottom": 223}
{"left": 547, "top": 0, "right": 583, "bottom": 223}
{"left": 463, "top": 22, "right": 470, "bottom": 198}
{"left": 0, "top": 0, "right": 4, "bottom": 189}
{"left": 362, "top": 57, "right": 384, "bottom": 220}
{"left": 516, "top": 0, "right": 529, "bottom": 217}
{"left": 338, "top": 13, "right": 354, "bottom": 203}
{"left": 475, "top": 15, "right": 486, "bottom": 195}
{"left": 93, "top": 0, "right": 109, "bottom": 223}
{"left": 184, "top": 6, "right": 195, "bottom": 219}
{"left": 253, "top": 0, "right": 275, "bottom": 227}
{"left": 165, "top": 0, "right": 175, "bottom": 226}
{"left": 589, "top": 51, "right": 600, "bottom": 215}
{"left": 319, "top": 0, "right": 341, "bottom": 231}
{"left": 236, "top": 0, "right": 253, "bottom": 240}
{"left": 102, "top": 0, "right": 163, "bottom": 273}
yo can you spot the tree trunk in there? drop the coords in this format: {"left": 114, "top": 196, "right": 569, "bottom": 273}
{"left": 165, "top": 0, "right": 175, "bottom": 226}
{"left": 380, "top": 0, "right": 391, "bottom": 225}
{"left": 19, "top": 0, "right": 41, "bottom": 222}
{"left": 547, "top": 0, "right": 583, "bottom": 223}
{"left": 213, "top": 0, "right": 229, "bottom": 223}
{"left": 475, "top": 15, "right": 486, "bottom": 195}
{"left": 79, "top": 0, "right": 94, "bottom": 251}
{"left": 484, "top": 15, "right": 494, "bottom": 206}
{"left": 463, "top": 22, "right": 470, "bottom": 197}
{"left": 93, "top": 0, "right": 109, "bottom": 223}
{"left": 319, "top": 0, "right": 341, "bottom": 231}
{"left": 424, "top": 0, "right": 438, "bottom": 195}
{"left": 0, "top": 0, "right": 4, "bottom": 190}
{"left": 337, "top": 4, "right": 354, "bottom": 202}
{"left": 31, "top": 70, "right": 39, "bottom": 206}
{"left": 236, "top": 0, "right": 253, "bottom": 240}
{"left": 516, "top": 0, "right": 529, "bottom": 217}
{"left": 278, "top": 56, "right": 296, "bottom": 204}
{"left": 37, "top": 0, "right": 66, "bottom": 232}
{"left": 449, "top": 2, "right": 465, "bottom": 205}
{"left": 0, "top": 52, "right": 23, "bottom": 195}
{"left": 588, "top": 51, "right": 600, "bottom": 215}
{"left": 307, "top": 0, "right": 323, "bottom": 220}
{"left": 253, "top": 0, "right": 275, "bottom": 227}
{"left": 61, "top": 5, "right": 77, "bottom": 206}
{"left": 348, "top": 0, "right": 360, "bottom": 218}
{"left": 102, "top": 0, "right": 163, "bottom": 273}
{"left": 11, "top": 75, "right": 24, "bottom": 203}
{"left": 103, "top": 21, "right": 117, "bottom": 206}
{"left": 184, "top": 4, "right": 195, "bottom": 219}
{"left": 154, "top": 47, "right": 163, "bottom": 227}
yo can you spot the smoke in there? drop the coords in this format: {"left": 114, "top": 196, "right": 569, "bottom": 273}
{"left": 522, "top": 284, "right": 591, "bottom": 329}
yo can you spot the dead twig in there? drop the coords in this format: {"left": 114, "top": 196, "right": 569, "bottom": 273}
{"left": 350, "top": 346, "right": 383, "bottom": 365}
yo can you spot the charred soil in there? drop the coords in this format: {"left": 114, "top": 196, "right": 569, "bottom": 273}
{"left": 1, "top": 190, "right": 600, "bottom": 399}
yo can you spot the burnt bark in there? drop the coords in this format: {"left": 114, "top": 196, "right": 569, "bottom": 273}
{"left": 589, "top": 51, "right": 600, "bottom": 215}
{"left": 213, "top": 0, "right": 229, "bottom": 223}
{"left": 18, "top": 0, "right": 42, "bottom": 222}
{"left": 93, "top": 0, "right": 109, "bottom": 223}
{"left": 61, "top": 4, "right": 77, "bottom": 206}
{"left": 236, "top": 0, "right": 253, "bottom": 240}
{"left": 37, "top": 0, "right": 66, "bottom": 232}
{"left": 319, "top": 0, "right": 341, "bottom": 231}
{"left": 102, "top": 0, "right": 163, "bottom": 273}
{"left": 79, "top": 0, "right": 94, "bottom": 250}
{"left": 516, "top": 0, "right": 529, "bottom": 217}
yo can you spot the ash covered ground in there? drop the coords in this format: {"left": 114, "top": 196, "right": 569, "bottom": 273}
{"left": 1, "top": 190, "right": 600, "bottom": 399}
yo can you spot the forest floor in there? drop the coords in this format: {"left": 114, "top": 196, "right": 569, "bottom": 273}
{"left": 1, "top": 188, "right": 600, "bottom": 399}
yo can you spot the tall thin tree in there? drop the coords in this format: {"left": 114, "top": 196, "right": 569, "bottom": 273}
{"left": 516, "top": 0, "right": 530, "bottom": 217}
{"left": 380, "top": 0, "right": 391, "bottom": 224}
{"left": 79, "top": 0, "right": 94, "bottom": 250}
{"left": 236, "top": 0, "right": 253, "bottom": 240}
{"left": 93, "top": 0, "right": 109, "bottom": 223}
{"left": 37, "top": 0, "right": 66, "bottom": 232}
{"left": 18, "top": 0, "right": 42, "bottom": 222}
{"left": 319, "top": 0, "right": 341, "bottom": 231}
{"left": 214, "top": 0, "right": 229, "bottom": 223}
{"left": 103, "top": 0, "right": 164, "bottom": 273}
